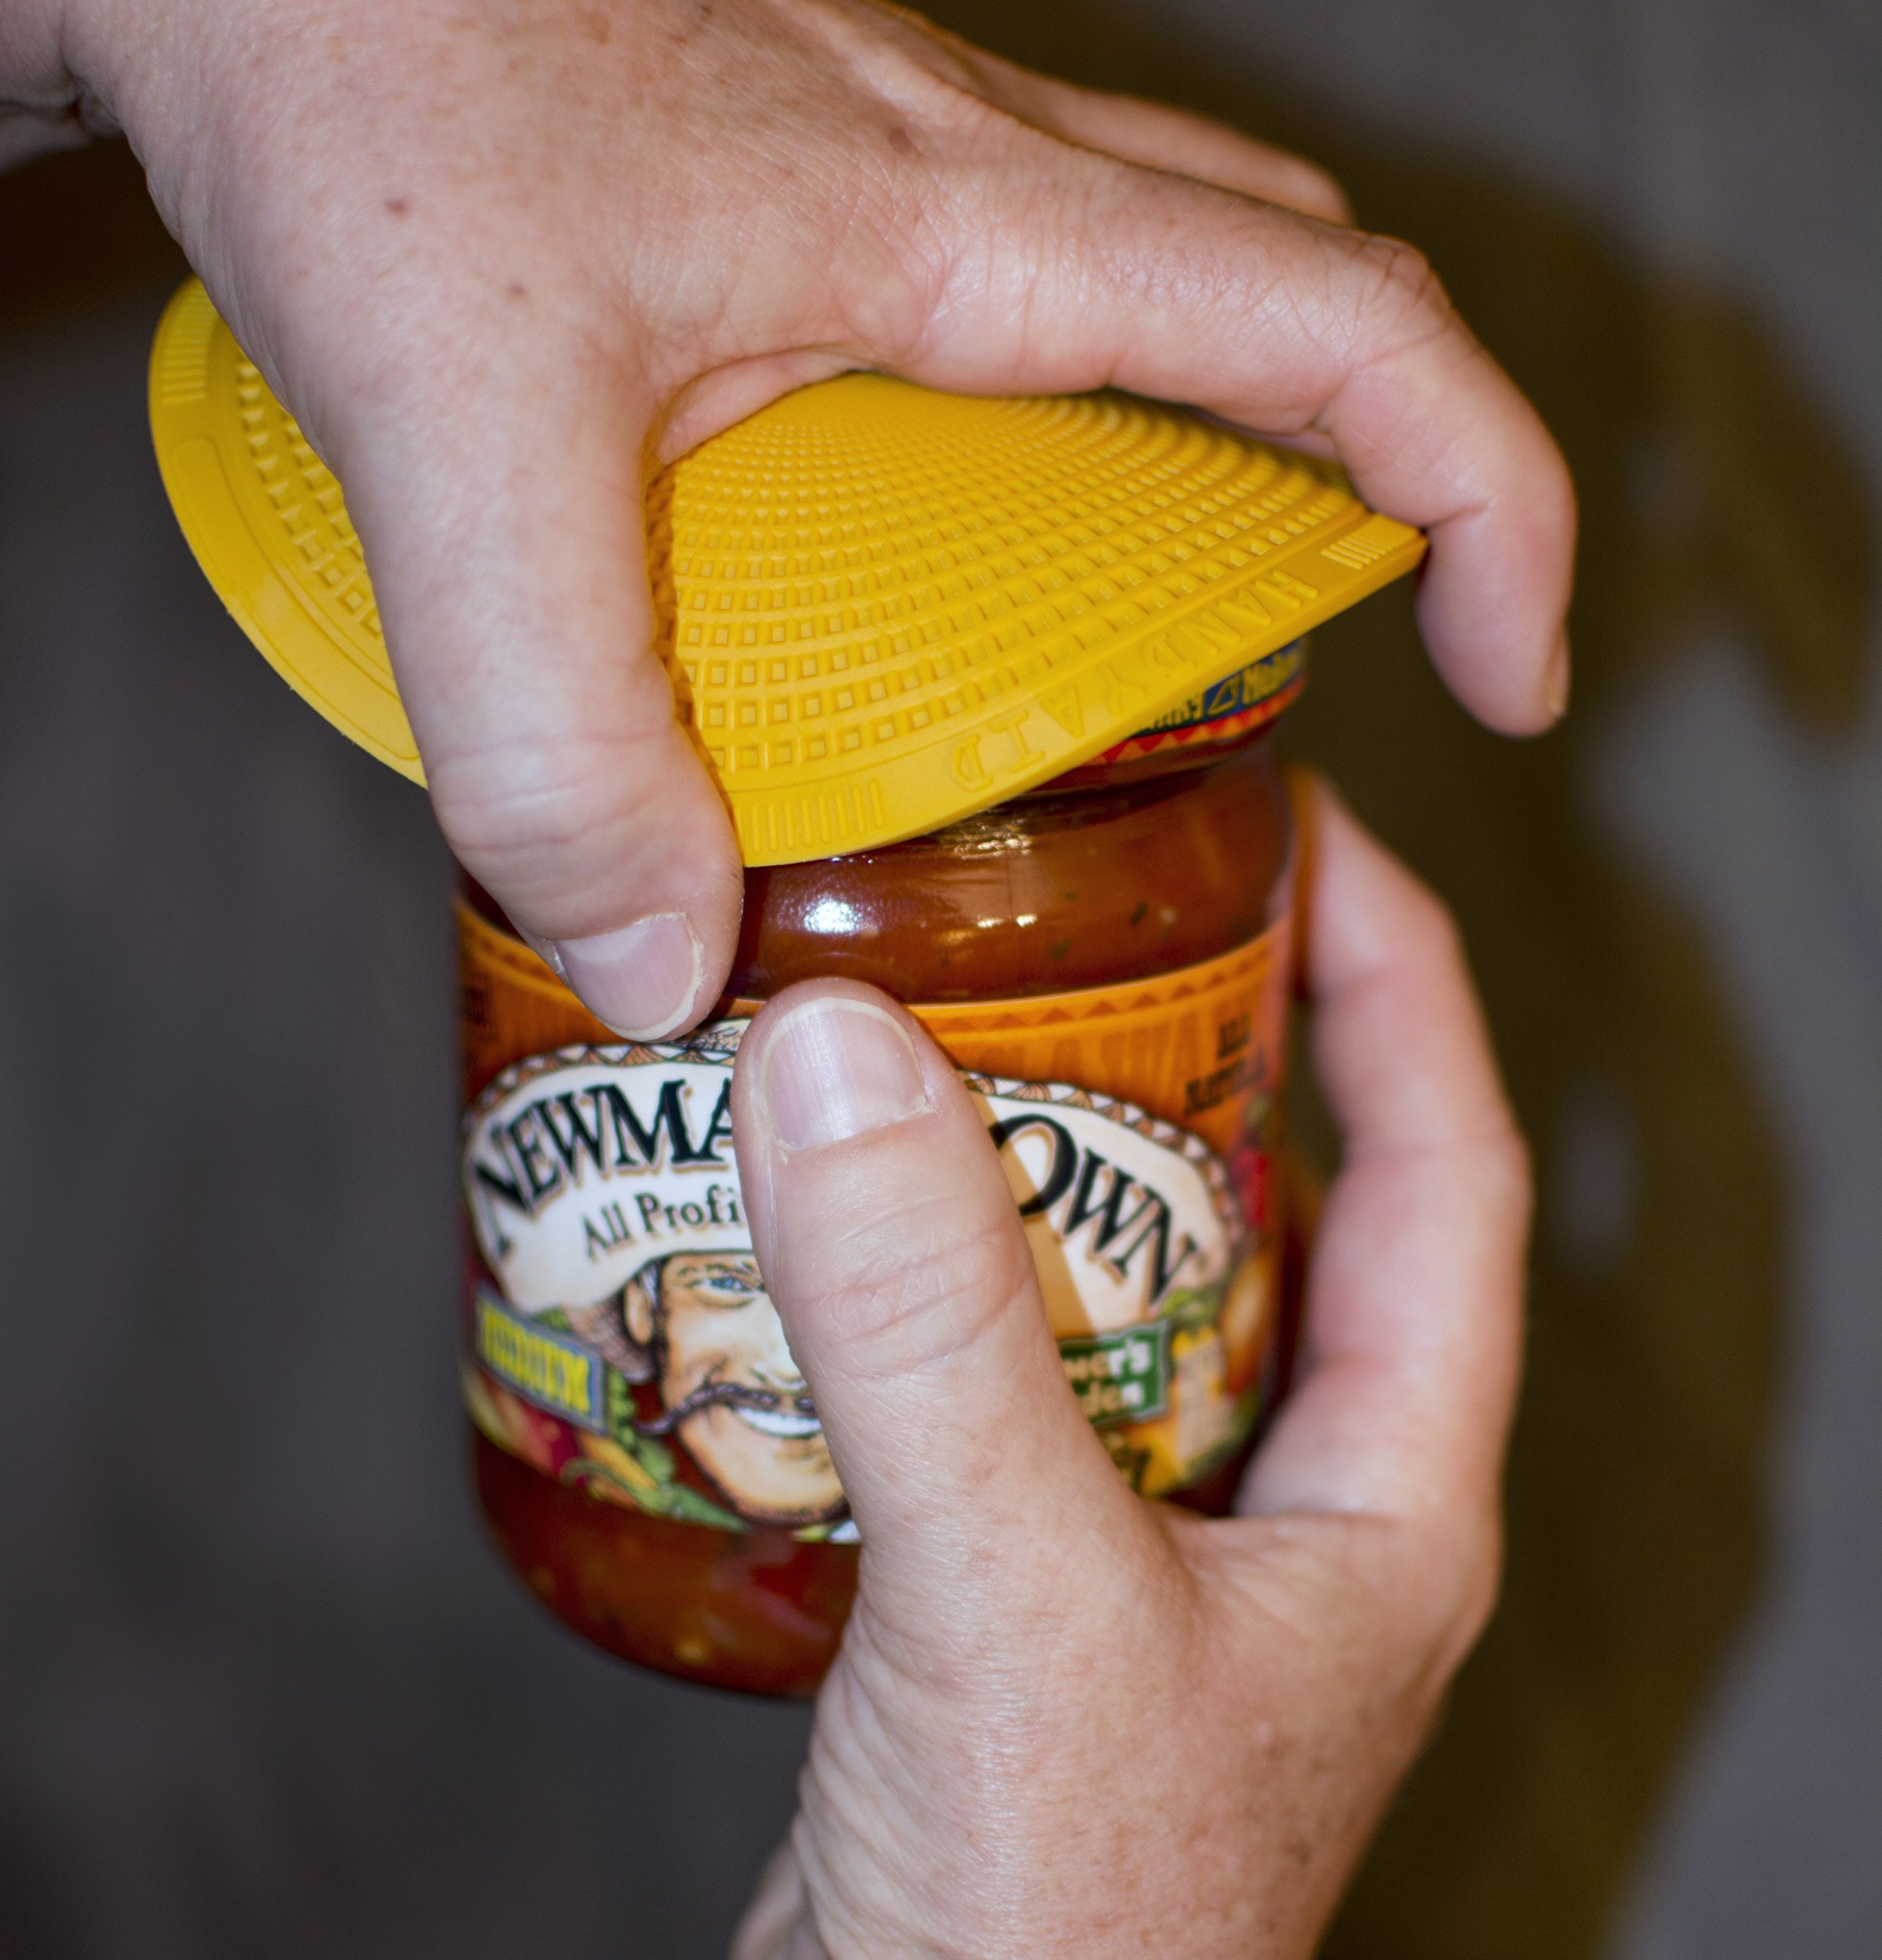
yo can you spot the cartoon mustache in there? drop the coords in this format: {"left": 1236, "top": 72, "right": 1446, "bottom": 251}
{"left": 633, "top": 1380, "right": 821, "bottom": 1436}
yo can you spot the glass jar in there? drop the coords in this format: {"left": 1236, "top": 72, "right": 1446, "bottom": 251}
{"left": 458, "top": 653, "right": 1304, "bottom": 1695}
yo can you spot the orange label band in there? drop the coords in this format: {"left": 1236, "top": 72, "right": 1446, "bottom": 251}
{"left": 457, "top": 904, "right": 1291, "bottom": 1533}
{"left": 908, "top": 931, "right": 1286, "bottom": 1159}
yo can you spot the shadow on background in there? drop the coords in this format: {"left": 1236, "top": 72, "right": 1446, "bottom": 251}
{"left": 928, "top": 0, "right": 1871, "bottom": 1953}
{"left": 3, "top": 11, "right": 1873, "bottom": 1954}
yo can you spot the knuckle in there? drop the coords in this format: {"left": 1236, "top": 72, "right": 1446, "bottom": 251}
{"left": 1365, "top": 233, "right": 1447, "bottom": 315}
{"left": 426, "top": 724, "right": 676, "bottom": 896}
{"left": 1396, "top": 867, "right": 1469, "bottom": 972}
{"left": 1483, "top": 1120, "right": 1535, "bottom": 1217}
{"left": 783, "top": 66, "right": 1002, "bottom": 358}
{"left": 1240, "top": 1513, "right": 1506, "bottom": 1735}
{"left": 1427, "top": 1508, "right": 1505, "bottom": 1674}
{"left": 1378, "top": 1505, "right": 1505, "bottom": 1694}
{"left": 1460, "top": 1123, "right": 1536, "bottom": 1261}
{"left": 812, "top": 1198, "right": 1036, "bottom": 1374}
{"left": 823, "top": 198, "right": 950, "bottom": 363}
{"left": 1340, "top": 230, "right": 1457, "bottom": 359}
{"left": 806, "top": 0, "right": 1012, "bottom": 145}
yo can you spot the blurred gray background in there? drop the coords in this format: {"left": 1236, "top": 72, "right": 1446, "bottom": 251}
{"left": 2, "top": 1, "right": 1876, "bottom": 1955}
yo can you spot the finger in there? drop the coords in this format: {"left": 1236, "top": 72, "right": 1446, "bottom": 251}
{"left": 330, "top": 357, "right": 743, "bottom": 1039}
{"left": 900, "top": 131, "right": 1576, "bottom": 734}
{"left": 956, "top": 50, "right": 1352, "bottom": 220}
{"left": 730, "top": 980, "right": 1143, "bottom": 1593}
{"left": 1036, "top": 90, "right": 1351, "bottom": 220}
{"left": 1240, "top": 779, "right": 1529, "bottom": 1526}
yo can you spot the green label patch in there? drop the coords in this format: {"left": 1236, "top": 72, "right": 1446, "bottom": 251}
{"left": 1058, "top": 1324, "right": 1171, "bottom": 1426}
{"left": 475, "top": 1290, "right": 606, "bottom": 1430}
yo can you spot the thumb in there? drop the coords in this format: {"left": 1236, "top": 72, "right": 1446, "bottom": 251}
{"left": 730, "top": 982, "right": 1135, "bottom": 1589}
{"left": 334, "top": 366, "right": 743, "bottom": 1038}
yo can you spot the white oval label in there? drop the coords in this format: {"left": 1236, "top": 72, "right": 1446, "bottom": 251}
{"left": 461, "top": 1024, "right": 1253, "bottom": 1530}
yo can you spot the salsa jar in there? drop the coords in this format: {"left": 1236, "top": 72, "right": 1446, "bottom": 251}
{"left": 458, "top": 647, "right": 1304, "bottom": 1695}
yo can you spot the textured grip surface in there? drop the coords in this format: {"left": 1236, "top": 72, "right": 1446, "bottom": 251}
{"left": 150, "top": 279, "right": 1424, "bottom": 863}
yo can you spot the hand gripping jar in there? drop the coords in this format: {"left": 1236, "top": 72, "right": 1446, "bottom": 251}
{"left": 150, "top": 281, "right": 1426, "bottom": 1695}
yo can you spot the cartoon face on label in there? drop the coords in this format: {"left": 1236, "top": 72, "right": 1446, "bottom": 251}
{"left": 462, "top": 1031, "right": 1256, "bottom": 1529}
{"left": 616, "top": 1250, "right": 842, "bottom": 1527}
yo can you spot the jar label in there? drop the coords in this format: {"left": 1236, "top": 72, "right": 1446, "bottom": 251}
{"left": 459, "top": 906, "right": 1290, "bottom": 1537}
{"left": 1088, "top": 636, "right": 1305, "bottom": 767}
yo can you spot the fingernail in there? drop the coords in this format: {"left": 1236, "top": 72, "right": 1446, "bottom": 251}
{"left": 553, "top": 913, "right": 702, "bottom": 1040}
{"left": 760, "top": 998, "right": 930, "bottom": 1151}
{"left": 518, "top": 931, "right": 570, "bottom": 982}
{"left": 1543, "top": 631, "right": 1572, "bottom": 721}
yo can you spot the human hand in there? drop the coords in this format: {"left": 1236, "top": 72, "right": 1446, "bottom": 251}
{"left": 11, "top": 0, "right": 1571, "bottom": 1035}
{"left": 721, "top": 777, "right": 1527, "bottom": 1959}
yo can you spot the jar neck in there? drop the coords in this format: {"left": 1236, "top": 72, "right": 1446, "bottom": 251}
{"left": 462, "top": 647, "right": 1308, "bottom": 938}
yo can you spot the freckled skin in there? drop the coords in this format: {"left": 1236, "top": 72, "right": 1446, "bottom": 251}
{"left": 13, "top": 0, "right": 1568, "bottom": 1072}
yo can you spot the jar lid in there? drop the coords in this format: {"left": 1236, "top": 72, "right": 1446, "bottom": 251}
{"left": 149, "top": 277, "right": 1424, "bottom": 864}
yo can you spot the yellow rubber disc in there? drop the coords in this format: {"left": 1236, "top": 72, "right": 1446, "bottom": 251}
{"left": 149, "top": 278, "right": 1425, "bottom": 864}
